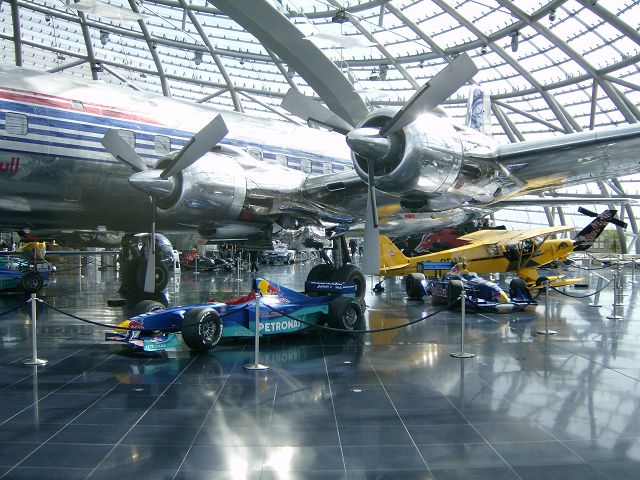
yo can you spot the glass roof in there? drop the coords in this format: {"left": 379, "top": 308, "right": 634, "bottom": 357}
{"left": 1, "top": 0, "right": 639, "bottom": 248}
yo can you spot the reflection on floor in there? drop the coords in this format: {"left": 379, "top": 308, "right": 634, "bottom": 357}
{"left": 0, "top": 258, "right": 639, "bottom": 479}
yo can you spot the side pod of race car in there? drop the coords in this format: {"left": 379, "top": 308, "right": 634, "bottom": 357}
{"left": 405, "top": 271, "right": 537, "bottom": 313}
{"left": 106, "top": 277, "right": 363, "bottom": 352}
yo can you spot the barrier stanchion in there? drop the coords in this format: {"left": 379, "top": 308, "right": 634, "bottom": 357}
{"left": 613, "top": 263, "right": 625, "bottom": 306}
{"left": 589, "top": 275, "right": 604, "bottom": 307}
{"left": 23, "top": 293, "right": 47, "bottom": 366}
{"left": 244, "top": 293, "right": 269, "bottom": 370}
{"left": 451, "top": 283, "right": 474, "bottom": 359}
{"left": 632, "top": 256, "right": 637, "bottom": 285}
{"left": 607, "top": 269, "right": 623, "bottom": 320}
{"left": 537, "top": 280, "right": 557, "bottom": 335}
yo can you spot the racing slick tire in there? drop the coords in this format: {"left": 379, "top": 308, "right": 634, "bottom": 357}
{"left": 447, "top": 279, "right": 464, "bottom": 310}
{"left": 20, "top": 271, "right": 43, "bottom": 294}
{"left": 332, "top": 264, "right": 366, "bottom": 303}
{"left": 305, "top": 264, "right": 337, "bottom": 296}
{"left": 181, "top": 307, "right": 223, "bottom": 352}
{"left": 135, "top": 260, "right": 170, "bottom": 294}
{"left": 328, "top": 297, "right": 363, "bottom": 331}
{"left": 509, "top": 278, "right": 532, "bottom": 301}
{"left": 405, "top": 273, "right": 426, "bottom": 299}
{"left": 133, "top": 300, "right": 166, "bottom": 316}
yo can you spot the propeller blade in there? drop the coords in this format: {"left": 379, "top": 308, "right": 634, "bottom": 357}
{"left": 362, "top": 162, "right": 380, "bottom": 276}
{"left": 161, "top": 115, "right": 228, "bottom": 179}
{"left": 611, "top": 217, "right": 628, "bottom": 229}
{"left": 281, "top": 89, "right": 354, "bottom": 134}
{"left": 380, "top": 53, "right": 478, "bottom": 136}
{"left": 101, "top": 129, "right": 147, "bottom": 172}
{"left": 577, "top": 206, "right": 598, "bottom": 217}
{"left": 346, "top": 127, "right": 391, "bottom": 161}
{"left": 144, "top": 198, "right": 157, "bottom": 294}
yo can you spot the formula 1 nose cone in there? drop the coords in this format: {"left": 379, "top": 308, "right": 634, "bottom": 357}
{"left": 346, "top": 127, "right": 391, "bottom": 161}
{"left": 129, "top": 170, "right": 175, "bottom": 199}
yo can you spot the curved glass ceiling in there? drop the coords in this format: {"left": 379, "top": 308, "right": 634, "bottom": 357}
{"left": 1, "top": 0, "right": 639, "bottom": 249}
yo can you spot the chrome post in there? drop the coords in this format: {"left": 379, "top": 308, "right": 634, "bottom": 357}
{"left": 537, "top": 280, "right": 557, "bottom": 335}
{"left": 613, "top": 263, "right": 625, "bottom": 306}
{"left": 23, "top": 294, "right": 48, "bottom": 366}
{"left": 607, "top": 270, "right": 623, "bottom": 320}
{"left": 451, "top": 287, "right": 474, "bottom": 359}
{"left": 244, "top": 292, "right": 269, "bottom": 370}
{"left": 589, "top": 274, "right": 604, "bottom": 307}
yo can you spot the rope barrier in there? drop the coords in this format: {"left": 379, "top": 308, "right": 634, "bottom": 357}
{"left": 549, "top": 278, "right": 614, "bottom": 298}
{"left": 0, "top": 300, "right": 31, "bottom": 318}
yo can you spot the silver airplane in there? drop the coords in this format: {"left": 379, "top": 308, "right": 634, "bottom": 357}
{"left": 1, "top": 58, "right": 640, "bottom": 296}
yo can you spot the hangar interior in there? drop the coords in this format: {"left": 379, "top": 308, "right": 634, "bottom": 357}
{"left": 1, "top": 0, "right": 640, "bottom": 479}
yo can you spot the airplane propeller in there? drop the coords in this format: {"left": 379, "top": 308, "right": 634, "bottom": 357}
{"left": 101, "top": 114, "right": 228, "bottom": 293}
{"left": 282, "top": 54, "right": 478, "bottom": 276}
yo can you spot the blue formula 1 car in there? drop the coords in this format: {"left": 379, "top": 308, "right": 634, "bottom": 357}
{"left": 106, "top": 277, "right": 363, "bottom": 352}
{"left": 405, "top": 272, "right": 537, "bottom": 313}
{"left": 0, "top": 266, "right": 47, "bottom": 294}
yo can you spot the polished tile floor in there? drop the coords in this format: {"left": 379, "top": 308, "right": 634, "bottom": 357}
{"left": 0, "top": 256, "right": 639, "bottom": 479}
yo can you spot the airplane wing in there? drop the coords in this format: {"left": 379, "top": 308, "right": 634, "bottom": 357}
{"left": 459, "top": 226, "right": 571, "bottom": 244}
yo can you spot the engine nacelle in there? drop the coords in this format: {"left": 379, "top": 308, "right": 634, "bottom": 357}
{"left": 351, "top": 108, "right": 463, "bottom": 198}
{"left": 155, "top": 147, "right": 247, "bottom": 228}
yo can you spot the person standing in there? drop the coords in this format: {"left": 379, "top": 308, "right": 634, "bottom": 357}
{"left": 249, "top": 250, "right": 259, "bottom": 273}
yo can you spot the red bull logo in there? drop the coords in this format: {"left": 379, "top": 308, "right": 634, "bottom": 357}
{"left": 0, "top": 156, "right": 20, "bottom": 175}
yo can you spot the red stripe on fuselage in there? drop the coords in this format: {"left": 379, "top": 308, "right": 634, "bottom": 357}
{"left": 0, "top": 87, "right": 162, "bottom": 125}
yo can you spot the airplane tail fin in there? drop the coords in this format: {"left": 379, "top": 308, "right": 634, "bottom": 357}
{"left": 379, "top": 236, "right": 411, "bottom": 271}
{"left": 464, "top": 84, "right": 492, "bottom": 136}
{"left": 572, "top": 208, "right": 627, "bottom": 251}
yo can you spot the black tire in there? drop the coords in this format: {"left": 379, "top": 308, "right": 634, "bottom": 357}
{"left": 405, "top": 273, "right": 426, "bottom": 299}
{"left": 305, "top": 264, "right": 337, "bottom": 297}
{"left": 535, "top": 276, "right": 550, "bottom": 292}
{"left": 332, "top": 264, "right": 366, "bottom": 303}
{"left": 135, "top": 260, "right": 170, "bottom": 294}
{"left": 328, "top": 297, "right": 363, "bottom": 331}
{"left": 509, "top": 278, "right": 531, "bottom": 301}
{"left": 447, "top": 279, "right": 464, "bottom": 310}
{"left": 20, "top": 271, "right": 43, "bottom": 294}
{"left": 120, "top": 257, "right": 143, "bottom": 292}
{"left": 181, "top": 307, "right": 223, "bottom": 351}
{"left": 133, "top": 299, "right": 166, "bottom": 316}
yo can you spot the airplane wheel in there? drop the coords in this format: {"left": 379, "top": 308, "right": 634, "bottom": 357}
{"left": 332, "top": 264, "right": 366, "bottom": 303}
{"left": 447, "top": 279, "right": 464, "bottom": 310}
{"left": 135, "top": 260, "right": 170, "bottom": 293}
{"left": 535, "top": 276, "right": 550, "bottom": 292}
{"left": 182, "top": 307, "right": 223, "bottom": 351}
{"left": 329, "top": 297, "right": 363, "bottom": 331}
{"left": 20, "top": 271, "right": 43, "bottom": 294}
{"left": 133, "top": 300, "right": 166, "bottom": 316}
{"left": 405, "top": 273, "right": 426, "bottom": 299}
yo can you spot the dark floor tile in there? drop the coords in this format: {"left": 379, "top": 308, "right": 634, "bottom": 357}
{"left": 37, "top": 393, "right": 102, "bottom": 409}
{"left": 492, "top": 441, "right": 586, "bottom": 467}
{"left": 139, "top": 407, "right": 209, "bottom": 426}
{"left": 346, "top": 471, "right": 433, "bottom": 480}
{"left": 174, "top": 471, "right": 261, "bottom": 480}
{"left": 71, "top": 406, "right": 147, "bottom": 425}
{"left": 262, "top": 446, "right": 344, "bottom": 471}
{"left": 3, "top": 467, "right": 92, "bottom": 480}
{"left": 49, "top": 423, "right": 131, "bottom": 444}
{"left": 339, "top": 425, "right": 413, "bottom": 446}
{"left": 593, "top": 460, "right": 640, "bottom": 479}
{"left": 266, "top": 425, "right": 340, "bottom": 447}
{"left": 474, "top": 421, "right": 555, "bottom": 443}
{"left": 430, "top": 467, "right": 520, "bottom": 480}
{"left": 398, "top": 408, "right": 467, "bottom": 426}
{"left": 5, "top": 407, "right": 79, "bottom": 425}
{"left": 0, "top": 422, "right": 62, "bottom": 444}
{"left": 120, "top": 424, "right": 200, "bottom": 446}
{"left": 92, "top": 393, "right": 158, "bottom": 409}
{"left": 334, "top": 409, "right": 404, "bottom": 428}
{"left": 19, "top": 443, "right": 113, "bottom": 469}
{"left": 418, "top": 443, "right": 505, "bottom": 469}
{"left": 96, "top": 444, "right": 188, "bottom": 471}
{"left": 0, "top": 443, "right": 40, "bottom": 467}
{"left": 514, "top": 463, "right": 608, "bottom": 480}
{"left": 343, "top": 445, "right": 426, "bottom": 470}
{"left": 407, "top": 424, "right": 484, "bottom": 445}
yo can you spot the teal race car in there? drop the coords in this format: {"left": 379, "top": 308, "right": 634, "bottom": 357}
{"left": 0, "top": 266, "right": 47, "bottom": 293}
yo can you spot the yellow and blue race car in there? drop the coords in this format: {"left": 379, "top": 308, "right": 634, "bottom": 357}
{"left": 106, "top": 277, "right": 363, "bottom": 352}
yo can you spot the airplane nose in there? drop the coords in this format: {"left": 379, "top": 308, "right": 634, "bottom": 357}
{"left": 129, "top": 170, "right": 175, "bottom": 199}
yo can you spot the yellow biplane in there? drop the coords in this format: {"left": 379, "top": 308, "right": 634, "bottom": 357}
{"left": 379, "top": 209, "right": 624, "bottom": 288}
